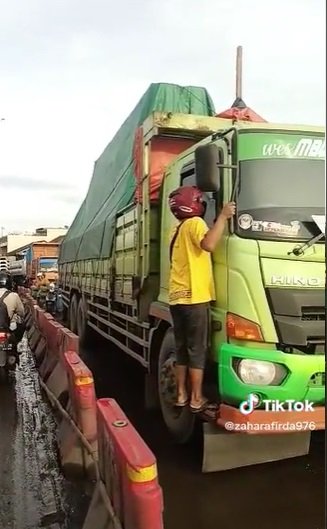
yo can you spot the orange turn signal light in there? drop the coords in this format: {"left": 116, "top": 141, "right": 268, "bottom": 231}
{"left": 227, "top": 313, "right": 263, "bottom": 342}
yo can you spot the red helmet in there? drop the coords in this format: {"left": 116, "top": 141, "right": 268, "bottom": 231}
{"left": 168, "top": 186, "right": 205, "bottom": 219}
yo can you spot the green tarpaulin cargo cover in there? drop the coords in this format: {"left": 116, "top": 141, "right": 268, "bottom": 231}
{"left": 60, "top": 83, "right": 215, "bottom": 263}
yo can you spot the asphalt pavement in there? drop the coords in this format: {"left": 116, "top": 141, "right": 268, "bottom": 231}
{"left": 0, "top": 332, "right": 323, "bottom": 529}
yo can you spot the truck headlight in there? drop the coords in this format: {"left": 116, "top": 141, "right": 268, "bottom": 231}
{"left": 235, "top": 359, "right": 287, "bottom": 386}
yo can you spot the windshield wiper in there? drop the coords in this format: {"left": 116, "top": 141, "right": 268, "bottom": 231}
{"left": 288, "top": 232, "right": 324, "bottom": 256}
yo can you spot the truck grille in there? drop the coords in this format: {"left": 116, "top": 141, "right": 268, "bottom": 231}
{"left": 266, "top": 288, "right": 325, "bottom": 354}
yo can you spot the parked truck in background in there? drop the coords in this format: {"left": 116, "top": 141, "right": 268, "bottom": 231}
{"left": 0, "top": 257, "right": 9, "bottom": 272}
{"left": 59, "top": 81, "right": 325, "bottom": 471}
{"left": 8, "top": 257, "right": 26, "bottom": 280}
{"left": 9, "top": 242, "right": 59, "bottom": 285}
{"left": 0, "top": 256, "right": 17, "bottom": 272}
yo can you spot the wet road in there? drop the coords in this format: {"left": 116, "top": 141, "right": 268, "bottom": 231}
{"left": 0, "top": 332, "right": 323, "bottom": 528}
{"left": 82, "top": 338, "right": 325, "bottom": 529}
{"left": 0, "top": 338, "right": 87, "bottom": 529}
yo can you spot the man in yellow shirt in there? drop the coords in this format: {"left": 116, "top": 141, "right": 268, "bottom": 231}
{"left": 168, "top": 186, "right": 235, "bottom": 412}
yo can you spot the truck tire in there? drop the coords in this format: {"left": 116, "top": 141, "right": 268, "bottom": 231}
{"left": 69, "top": 294, "right": 78, "bottom": 334}
{"left": 158, "top": 328, "right": 195, "bottom": 443}
{"left": 76, "top": 297, "right": 90, "bottom": 346}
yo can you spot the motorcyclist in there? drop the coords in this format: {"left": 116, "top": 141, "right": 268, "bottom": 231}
{"left": 56, "top": 286, "right": 64, "bottom": 320}
{"left": 36, "top": 272, "right": 50, "bottom": 308}
{"left": 30, "top": 279, "right": 39, "bottom": 299}
{"left": 45, "top": 282, "right": 57, "bottom": 314}
{"left": 0, "top": 272, "right": 25, "bottom": 344}
{"left": 48, "top": 282, "right": 56, "bottom": 292}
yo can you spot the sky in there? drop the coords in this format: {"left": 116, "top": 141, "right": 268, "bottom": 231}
{"left": 0, "top": 0, "right": 325, "bottom": 233}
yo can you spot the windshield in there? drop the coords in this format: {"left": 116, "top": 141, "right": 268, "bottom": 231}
{"left": 39, "top": 258, "right": 58, "bottom": 272}
{"left": 236, "top": 158, "right": 325, "bottom": 241}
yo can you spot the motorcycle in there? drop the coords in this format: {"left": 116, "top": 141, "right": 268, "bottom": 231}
{"left": 0, "top": 331, "right": 17, "bottom": 380}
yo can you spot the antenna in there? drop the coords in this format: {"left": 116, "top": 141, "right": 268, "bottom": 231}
{"left": 235, "top": 45, "right": 243, "bottom": 99}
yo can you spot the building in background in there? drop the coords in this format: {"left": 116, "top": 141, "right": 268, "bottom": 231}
{"left": 0, "top": 227, "right": 68, "bottom": 256}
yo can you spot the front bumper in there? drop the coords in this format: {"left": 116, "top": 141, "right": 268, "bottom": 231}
{"left": 217, "top": 342, "right": 325, "bottom": 405}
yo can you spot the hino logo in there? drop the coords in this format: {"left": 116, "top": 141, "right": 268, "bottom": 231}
{"left": 271, "top": 275, "right": 324, "bottom": 287}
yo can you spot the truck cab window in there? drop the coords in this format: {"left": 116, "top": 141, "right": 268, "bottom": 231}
{"left": 181, "top": 168, "right": 217, "bottom": 227}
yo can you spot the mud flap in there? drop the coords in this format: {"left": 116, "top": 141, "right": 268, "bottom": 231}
{"left": 202, "top": 423, "right": 311, "bottom": 472}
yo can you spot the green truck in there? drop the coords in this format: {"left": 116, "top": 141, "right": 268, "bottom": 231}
{"left": 59, "top": 83, "right": 325, "bottom": 471}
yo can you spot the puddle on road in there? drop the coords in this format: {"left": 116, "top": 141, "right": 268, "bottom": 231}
{"left": 0, "top": 337, "right": 87, "bottom": 529}
{"left": 13, "top": 337, "right": 66, "bottom": 528}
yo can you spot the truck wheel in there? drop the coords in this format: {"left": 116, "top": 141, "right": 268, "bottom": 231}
{"left": 158, "top": 328, "right": 195, "bottom": 443}
{"left": 69, "top": 294, "right": 78, "bottom": 334}
{"left": 76, "top": 297, "right": 90, "bottom": 346}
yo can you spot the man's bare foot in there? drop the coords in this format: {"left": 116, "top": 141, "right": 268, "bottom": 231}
{"left": 175, "top": 393, "right": 189, "bottom": 407}
{"left": 189, "top": 398, "right": 208, "bottom": 412}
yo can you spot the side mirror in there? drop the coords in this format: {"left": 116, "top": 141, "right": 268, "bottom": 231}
{"left": 195, "top": 144, "right": 222, "bottom": 192}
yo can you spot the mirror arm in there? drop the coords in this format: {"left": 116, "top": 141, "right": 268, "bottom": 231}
{"left": 223, "top": 136, "right": 232, "bottom": 156}
{"left": 204, "top": 127, "right": 239, "bottom": 233}
{"left": 212, "top": 127, "right": 238, "bottom": 142}
{"left": 228, "top": 164, "right": 239, "bottom": 234}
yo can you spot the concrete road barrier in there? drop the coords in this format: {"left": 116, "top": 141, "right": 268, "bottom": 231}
{"left": 57, "top": 351, "right": 98, "bottom": 479}
{"left": 83, "top": 398, "right": 164, "bottom": 529}
{"left": 39, "top": 320, "right": 64, "bottom": 381}
{"left": 23, "top": 298, "right": 165, "bottom": 528}
{"left": 45, "top": 327, "right": 79, "bottom": 404}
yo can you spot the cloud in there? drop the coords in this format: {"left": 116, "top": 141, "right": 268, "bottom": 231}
{"left": 0, "top": 0, "right": 325, "bottom": 231}
{"left": 0, "top": 174, "right": 77, "bottom": 191}
{"left": 51, "top": 191, "right": 84, "bottom": 205}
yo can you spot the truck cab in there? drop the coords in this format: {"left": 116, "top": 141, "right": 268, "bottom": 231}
{"left": 158, "top": 125, "right": 325, "bottom": 434}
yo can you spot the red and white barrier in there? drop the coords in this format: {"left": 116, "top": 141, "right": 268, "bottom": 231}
{"left": 24, "top": 298, "right": 165, "bottom": 528}
{"left": 58, "top": 351, "right": 98, "bottom": 478}
{"left": 45, "top": 327, "right": 79, "bottom": 403}
{"left": 39, "top": 319, "right": 64, "bottom": 380}
{"left": 96, "top": 399, "right": 164, "bottom": 529}
{"left": 27, "top": 305, "right": 44, "bottom": 351}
